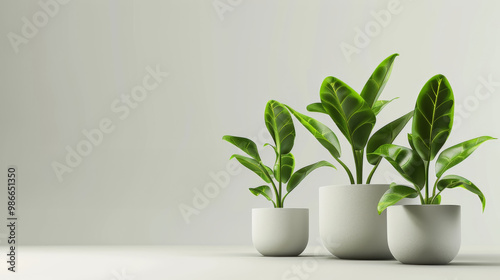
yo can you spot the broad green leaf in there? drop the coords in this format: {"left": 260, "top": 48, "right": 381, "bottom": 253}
{"left": 287, "top": 161, "right": 336, "bottom": 193}
{"left": 223, "top": 135, "right": 261, "bottom": 161}
{"left": 430, "top": 195, "right": 441, "bottom": 204}
{"left": 435, "top": 136, "right": 496, "bottom": 177}
{"left": 378, "top": 183, "right": 419, "bottom": 214}
{"left": 285, "top": 105, "right": 341, "bottom": 158}
{"left": 407, "top": 133, "right": 417, "bottom": 151}
{"left": 230, "top": 154, "right": 272, "bottom": 183}
{"left": 361, "top": 53, "right": 399, "bottom": 108}
{"left": 306, "top": 102, "right": 327, "bottom": 114}
{"left": 366, "top": 111, "right": 413, "bottom": 165}
{"left": 437, "top": 175, "right": 486, "bottom": 211}
{"left": 264, "top": 165, "right": 274, "bottom": 179}
{"left": 249, "top": 185, "right": 274, "bottom": 202}
{"left": 372, "top": 98, "right": 398, "bottom": 116}
{"left": 412, "top": 74, "right": 454, "bottom": 161}
{"left": 320, "top": 76, "right": 376, "bottom": 150}
{"left": 274, "top": 153, "right": 295, "bottom": 183}
{"left": 265, "top": 100, "right": 295, "bottom": 154}
{"left": 370, "top": 144, "right": 425, "bottom": 189}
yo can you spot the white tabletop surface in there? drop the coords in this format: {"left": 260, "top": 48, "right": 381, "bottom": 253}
{"left": 1, "top": 246, "right": 499, "bottom": 280}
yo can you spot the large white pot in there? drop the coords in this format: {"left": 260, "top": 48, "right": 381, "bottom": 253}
{"left": 319, "top": 184, "right": 393, "bottom": 259}
{"left": 252, "top": 208, "right": 308, "bottom": 256}
{"left": 387, "top": 205, "right": 461, "bottom": 264}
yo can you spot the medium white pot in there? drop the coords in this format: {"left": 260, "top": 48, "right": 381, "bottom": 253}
{"left": 319, "top": 184, "right": 393, "bottom": 259}
{"left": 252, "top": 208, "right": 308, "bottom": 256}
{"left": 387, "top": 205, "right": 461, "bottom": 265}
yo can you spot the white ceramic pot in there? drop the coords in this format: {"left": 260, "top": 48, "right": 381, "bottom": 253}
{"left": 252, "top": 208, "right": 308, "bottom": 256}
{"left": 387, "top": 205, "right": 461, "bottom": 265}
{"left": 319, "top": 184, "right": 393, "bottom": 259}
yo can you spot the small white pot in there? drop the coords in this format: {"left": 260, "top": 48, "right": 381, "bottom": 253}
{"left": 387, "top": 205, "right": 461, "bottom": 265}
{"left": 319, "top": 184, "right": 393, "bottom": 259}
{"left": 252, "top": 208, "right": 308, "bottom": 256}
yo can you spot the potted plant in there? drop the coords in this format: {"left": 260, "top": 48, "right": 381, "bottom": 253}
{"left": 223, "top": 100, "right": 334, "bottom": 256}
{"left": 371, "top": 74, "right": 495, "bottom": 264}
{"left": 285, "top": 53, "right": 412, "bottom": 259}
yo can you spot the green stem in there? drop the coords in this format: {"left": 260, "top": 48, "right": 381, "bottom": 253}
{"left": 260, "top": 162, "right": 279, "bottom": 208}
{"left": 430, "top": 189, "right": 444, "bottom": 204}
{"left": 432, "top": 176, "right": 440, "bottom": 198}
{"left": 278, "top": 153, "right": 282, "bottom": 208}
{"left": 272, "top": 179, "right": 280, "bottom": 208}
{"left": 353, "top": 149, "right": 364, "bottom": 184}
{"left": 424, "top": 161, "right": 430, "bottom": 203}
{"left": 333, "top": 157, "right": 355, "bottom": 184}
{"left": 366, "top": 161, "right": 381, "bottom": 184}
{"left": 281, "top": 191, "right": 290, "bottom": 205}
{"left": 415, "top": 185, "right": 425, "bottom": 204}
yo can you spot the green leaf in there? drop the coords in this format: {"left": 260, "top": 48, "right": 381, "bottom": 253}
{"left": 366, "top": 111, "right": 413, "bottom": 165}
{"left": 287, "top": 161, "right": 336, "bottom": 193}
{"left": 361, "top": 53, "right": 399, "bottom": 108}
{"left": 320, "top": 76, "right": 376, "bottom": 150}
{"left": 430, "top": 195, "right": 441, "bottom": 204}
{"left": 412, "top": 74, "right": 454, "bottom": 161}
{"left": 435, "top": 136, "right": 496, "bottom": 177}
{"left": 222, "top": 135, "right": 261, "bottom": 161}
{"left": 306, "top": 102, "right": 327, "bottom": 114}
{"left": 274, "top": 153, "right": 295, "bottom": 183}
{"left": 285, "top": 105, "right": 341, "bottom": 158}
{"left": 437, "top": 175, "right": 486, "bottom": 211}
{"left": 230, "top": 154, "right": 272, "bottom": 183}
{"left": 370, "top": 144, "right": 425, "bottom": 189}
{"left": 249, "top": 186, "right": 275, "bottom": 206}
{"left": 378, "top": 183, "right": 419, "bottom": 214}
{"left": 264, "top": 165, "right": 274, "bottom": 179}
{"left": 265, "top": 100, "right": 296, "bottom": 154}
{"left": 372, "top": 98, "right": 398, "bottom": 116}
{"left": 407, "top": 133, "right": 417, "bottom": 151}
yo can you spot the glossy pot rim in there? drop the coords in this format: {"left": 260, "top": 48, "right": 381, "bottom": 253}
{"left": 319, "top": 184, "right": 390, "bottom": 190}
{"left": 252, "top": 208, "right": 309, "bottom": 212}
{"left": 388, "top": 204, "right": 461, "bottom": 209}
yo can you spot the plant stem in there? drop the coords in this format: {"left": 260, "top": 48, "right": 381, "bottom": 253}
{"left": 415, "top": 184, "right": 425, "bottom": 204}
{"left": 366, "top": 161, "right": 381, "bottom": 184}
{"left": 353, "top": 149, "right": 364, "bottom": 184}
{"left": 424, "top": 161, "right": 430, "bottom": 203}
{"left": 261, "top": 162, "right": 280, "bottom": 208}
{"left": 281, "top": 192, "right": 290, "bottom": 205}
{"left": 272, "top": 179, "right": 280, "bottom": 208}
{"left": 430, "top": 189, "right": 444, "bottom": 204}
{"left": 333, "top": 157, "right": 355, "bottom": 184}
{"left": 432, "top": 176, "right": 440, "bottom": 197}
{"left": 278, "top": 153, "right": 282, "bottom": 208}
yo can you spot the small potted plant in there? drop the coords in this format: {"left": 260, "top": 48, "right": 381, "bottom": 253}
{"left": 223, "top": 100, "right": 334, "bottom": 256}
{"left": 371, "top": 74, "right": 495, "bottom": 264}
{"left": 285, "top": 54, "right": 411, "bottom": 259}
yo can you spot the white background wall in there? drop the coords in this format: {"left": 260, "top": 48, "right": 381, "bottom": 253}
{"left": 0, "top": 0, "right": 499, "bottom": 250}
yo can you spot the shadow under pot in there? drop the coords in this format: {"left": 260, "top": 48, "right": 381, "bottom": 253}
{"left": 252, "top": 208, "right": 308, "bottom": 256}
{"left": 387, "top": 205, "right": 461, "bottom": 265}
{"left": 319, "top": 184, "right": 393, "bottom": 260}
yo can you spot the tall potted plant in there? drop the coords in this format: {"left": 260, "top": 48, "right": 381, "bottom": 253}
{"left": 285, "top": 54, "right": 412, "bottom": 259}
{"left": 223, "top": 100, "right": 334, "bottom": 256}
{"left": 371, "top": 74, "right": 495, "bottom": 264}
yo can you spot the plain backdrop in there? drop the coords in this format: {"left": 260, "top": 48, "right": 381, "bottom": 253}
{"left": 0, "top": 0, "right": 499, "bottom": 252}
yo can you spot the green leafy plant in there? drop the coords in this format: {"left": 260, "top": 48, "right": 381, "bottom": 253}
{"left": 223, "top": 100, "right": 335, "bottom": 208}
{"left": 286, "top": 53, "right": 412, "bottom": 184}
{"left": 371, "top": 74, "right": 495, "bottom": 214}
